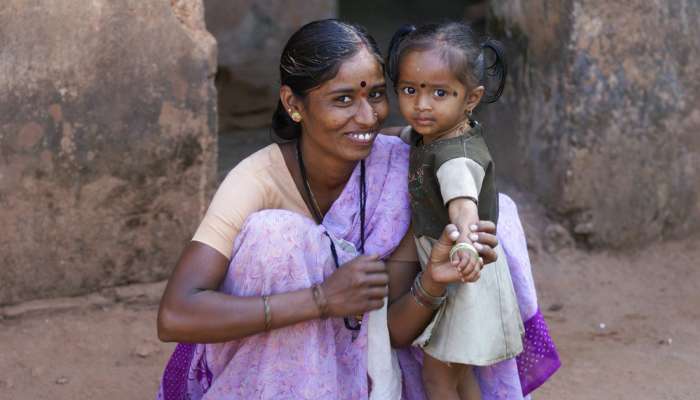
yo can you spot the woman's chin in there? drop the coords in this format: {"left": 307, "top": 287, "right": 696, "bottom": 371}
{"left": 343, "top": 132, "right": 377, "bottom": 158}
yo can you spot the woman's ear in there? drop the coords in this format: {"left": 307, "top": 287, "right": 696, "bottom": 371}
{"left": 464, "top": 85, "right": 485, "bottom": 114}
{"left": 280, "top": 85, "right": 302, "bottom": 119}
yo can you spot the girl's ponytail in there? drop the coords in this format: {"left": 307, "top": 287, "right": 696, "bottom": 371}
{"left": 386, "top": 24, "right": 416, "bottom": 87}
{"left": 479, "top": 38, "right": 507, "bottom": 103}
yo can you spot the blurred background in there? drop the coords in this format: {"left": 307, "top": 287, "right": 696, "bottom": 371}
{"left": 1, "top": 0, "right": 698, "bottom": 398}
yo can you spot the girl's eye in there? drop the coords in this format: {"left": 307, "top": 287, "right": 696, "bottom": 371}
{"left": 434, "top": 89, "right": 447, "bottom": 97}
{"left": 336, "top": 95, "right": 352, "bottom": 104}
{"left": 401, "top": 87, "right": 416, "bottom": 95}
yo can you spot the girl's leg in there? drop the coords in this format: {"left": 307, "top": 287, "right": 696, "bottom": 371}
{"left": 457, "top": 365, "right": 482, "bottom": 400}
{"left": 422, "top": 353, "right": 461, "bottom": 400}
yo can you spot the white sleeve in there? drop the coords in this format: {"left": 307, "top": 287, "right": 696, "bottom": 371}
{"left": 435, "top": 157, "right": 485, "bottom": 205}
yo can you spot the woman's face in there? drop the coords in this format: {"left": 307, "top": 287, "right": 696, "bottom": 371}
{"left": 297, "top": 47, "right": 388, "bottom": 162}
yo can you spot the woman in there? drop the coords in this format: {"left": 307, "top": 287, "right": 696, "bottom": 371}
{"left": 156, "top": 20, "right": 553, "bottom": 400}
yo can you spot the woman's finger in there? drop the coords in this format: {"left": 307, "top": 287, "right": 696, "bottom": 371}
{"left": 366, "top": 286, "right": 389, "bottom": 299}
{"left": 471, "top": 220, "right": 496, "bottom": 234}
{"left": 367, "top": 299, "right": 385, "bottom": 310}
{"left": 364, "top": 272, "right": 389, "bottom": 286}
{"left": 361, "top": 260, "right": 388, "bottom": 273}
{"left": 469, "top": 232, "right": 498, "bottom": 248}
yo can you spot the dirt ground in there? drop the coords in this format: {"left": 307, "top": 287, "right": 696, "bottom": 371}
{"left": 1, "top": 192, "right": 698, "bottom": 400}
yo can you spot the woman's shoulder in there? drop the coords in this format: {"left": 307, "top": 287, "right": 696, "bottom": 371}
{"left": 373, "top": 133, "right": 410, "bottom": 156}
{"left": 226, "top": 143, "right": 283, "bottom": 176}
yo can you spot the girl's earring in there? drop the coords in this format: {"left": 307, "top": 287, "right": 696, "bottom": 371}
{"left": 291, "top": 111, "right": 302, "bottom": 123}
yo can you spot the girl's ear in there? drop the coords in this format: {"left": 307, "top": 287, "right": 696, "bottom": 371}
{"left": 464, "top": 85, "right": 485, "bottom": 114}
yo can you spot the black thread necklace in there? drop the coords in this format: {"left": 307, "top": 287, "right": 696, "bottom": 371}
{"left": 296, "top": 140, "right": 366, "bottom": 331}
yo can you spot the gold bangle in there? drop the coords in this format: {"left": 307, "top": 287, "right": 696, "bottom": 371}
{"left": 311, "top": 284, "right": 329, "bottom": 319}
{"left": 262, "top": 295, "right": 272, "bottom": 331}
{"left": 449, "top": 242, "right": 479, "bottom": 262}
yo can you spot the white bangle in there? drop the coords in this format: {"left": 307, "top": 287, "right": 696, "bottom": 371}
{"left": 449, "top": 242, "right": 479, "bottom": 262}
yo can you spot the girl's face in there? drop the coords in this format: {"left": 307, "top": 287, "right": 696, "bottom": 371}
{"left": 396, "top": 48, "right": 481, "bottom": 138}
{"left": 288, "top": 47, "right": 388, "bottom": 162}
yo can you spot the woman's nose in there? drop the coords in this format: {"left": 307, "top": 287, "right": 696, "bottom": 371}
{"left": 355, "top": 99, "right": 378, "bottom": 127}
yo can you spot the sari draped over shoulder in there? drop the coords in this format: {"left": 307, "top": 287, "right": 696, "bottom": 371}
{"left": 156, "top": 135, "right": 559, "bottom": 400}
{"left": 156, "top": 135, "right": 416, "bottom": 400}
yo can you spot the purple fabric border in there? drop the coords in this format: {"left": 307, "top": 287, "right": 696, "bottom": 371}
{"left": 516, "top": 309, "right": 561, "bottom": 395}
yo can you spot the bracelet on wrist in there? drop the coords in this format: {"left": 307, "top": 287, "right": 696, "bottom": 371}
{"left": 411, "top": 272, "right": 446, "bottom": 310}
{"left": 311, "top": 284, "right": 329, "bottom": 319}
{"left": 262, "top": 295, "right": 272, "bottom": 331}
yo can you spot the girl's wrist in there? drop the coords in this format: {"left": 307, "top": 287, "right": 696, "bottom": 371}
{"left": 421, "top": 265, "right": 446, "bottom": 297}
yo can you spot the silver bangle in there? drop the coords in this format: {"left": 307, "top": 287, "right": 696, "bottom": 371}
{"left": 411, "top": 272, "right": 446, "bottom": 310}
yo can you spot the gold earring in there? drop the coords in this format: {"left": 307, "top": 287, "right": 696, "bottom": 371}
{"left": 291, "top": 111, "right": 302, "bottom": 123}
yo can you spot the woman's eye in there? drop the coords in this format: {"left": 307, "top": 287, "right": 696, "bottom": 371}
{"left": 434, "top": 89, "right": 447, "bottom": 97}
{"left": 369, "top": 90, "right": 385, "bottom": 99}
{"left": 336, "top": 95, "right": 352, "bottom": 104}
{"left": 401, "top": 87, "right": 416, "bottom": 95}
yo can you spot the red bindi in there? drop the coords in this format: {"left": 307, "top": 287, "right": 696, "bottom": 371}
{"left": 420, "top": 83, "right": 426, "bottom": 88}
{"left": 360, "top": 81, "right": 366, "bottom": 88}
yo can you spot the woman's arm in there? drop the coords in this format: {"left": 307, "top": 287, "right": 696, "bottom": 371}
{"left": 387, "top": 222, "right": 498, "bottom": 347}
{"left": 157, "top": 242, "right": 323, "bottom": 343}
{"left": 157, "top": 242, "right": 391, "bottom": 343}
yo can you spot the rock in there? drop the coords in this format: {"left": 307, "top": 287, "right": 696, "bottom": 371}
{"left": 543, "top": 223, "right": 574, "bottom": 252}
{"left": 0, "top": 0, "right": 217, "bottom": 306}
{"left": 134, "top": 341, "right": 161, "bottom": 358}
{"left": 55, "top": 377, "right": 69, "bottom": 385}
{"left": 203, "top": 0, "right": 337, "bottom": 131}
{"left": 486, "top": 0, "right": 700, "bottom": 247}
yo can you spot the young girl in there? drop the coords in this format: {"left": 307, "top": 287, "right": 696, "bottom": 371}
{"left": 386, "top": 22, "right": 524, "bottom": 399}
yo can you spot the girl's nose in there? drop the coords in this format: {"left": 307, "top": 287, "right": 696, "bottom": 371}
{"left": 415, "top": 95, "right": 432, "bottom": 112}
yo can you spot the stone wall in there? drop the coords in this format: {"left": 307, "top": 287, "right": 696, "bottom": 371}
{"left": 0, "top": 0, "right": 218, "bottom": 305}
{"left": 204, "top": 0, "right": 337, "bottom": 132}
{"left": 485, "top": 0, "right": 700, "bottom": 247}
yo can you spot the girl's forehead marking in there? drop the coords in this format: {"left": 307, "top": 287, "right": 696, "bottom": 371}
{"left": 453, "top": 91, "right": 458, "bottom": 97}
{"left": 360, "top": 81, "right": 366, "bottom": 88}
{"left": 420, "top": 82, "right": 426, "bottom": 88}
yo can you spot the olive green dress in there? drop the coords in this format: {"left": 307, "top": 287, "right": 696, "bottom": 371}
{"left": 408, "top": 122, "right": 524, "bottom": 365}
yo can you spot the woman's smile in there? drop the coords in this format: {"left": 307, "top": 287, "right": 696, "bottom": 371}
{"left": 345, "top": 131, "right": 378, "bottom": 145}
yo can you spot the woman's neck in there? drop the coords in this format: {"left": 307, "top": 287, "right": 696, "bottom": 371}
{"left": 300, "top": 137, "right": 356, "bottom": 192}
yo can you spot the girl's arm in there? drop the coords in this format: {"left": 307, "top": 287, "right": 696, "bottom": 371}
{"left": 448, "top": 197, "right": 482, "bottom": 281}
{"left": 387, "top": 222, "right": 498, "bottom": 347}
{"left": 381, "top": 125, "right": 412, "bottom": 144}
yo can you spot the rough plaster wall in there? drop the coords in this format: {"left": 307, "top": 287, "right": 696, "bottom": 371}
{"left": 0, "top": 0, "right": 218, "bottom": 305}
{"left": 486, "top": 0, "right": 700, "bottom": 247}
{"left": 204, "top": 0, "right": 337, "bottom": 131}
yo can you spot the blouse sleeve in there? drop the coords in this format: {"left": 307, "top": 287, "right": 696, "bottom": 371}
{"left": 191, "top": 166, "right": 266, "bottom": 260}
{"left": 435, "top": 157, "right": 486, "bottom": 205}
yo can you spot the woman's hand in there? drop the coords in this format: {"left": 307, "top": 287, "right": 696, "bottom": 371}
{"left": 469, "top": 221, "right": 498, "bottom": 265}
{"left": 321, "top": 254, "right": 389, "bottom": 317}
{"left": 425, "top": 221, "right": 499, "bottom": 285}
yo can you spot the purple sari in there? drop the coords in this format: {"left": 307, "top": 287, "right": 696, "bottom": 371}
{"left": 156, "top": 135, "right": 559, "bottom": 399}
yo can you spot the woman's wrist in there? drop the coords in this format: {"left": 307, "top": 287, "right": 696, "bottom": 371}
{"left": 420, "top": 266, "right": 446, "bottom": 297}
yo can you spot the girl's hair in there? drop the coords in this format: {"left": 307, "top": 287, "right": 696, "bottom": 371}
{"left": 386, "top": 21, "right": 507, "bottom": 104}
{"left": 271, "top": 19, "right": 383, "bottom": 140}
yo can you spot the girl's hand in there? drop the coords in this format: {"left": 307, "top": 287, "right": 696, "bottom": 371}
{"left": 321, "top": 254, "right": 389, "bottom": 317}
{"left": 426, "top": 224, "right": 480, "bottom": 284}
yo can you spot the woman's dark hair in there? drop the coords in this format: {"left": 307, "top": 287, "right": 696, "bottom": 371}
{"left": 271, "top": 19, "right": 383, "bottom": 140}
{"left": 386, "top": 21, "right": 506, "bottom": 104}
